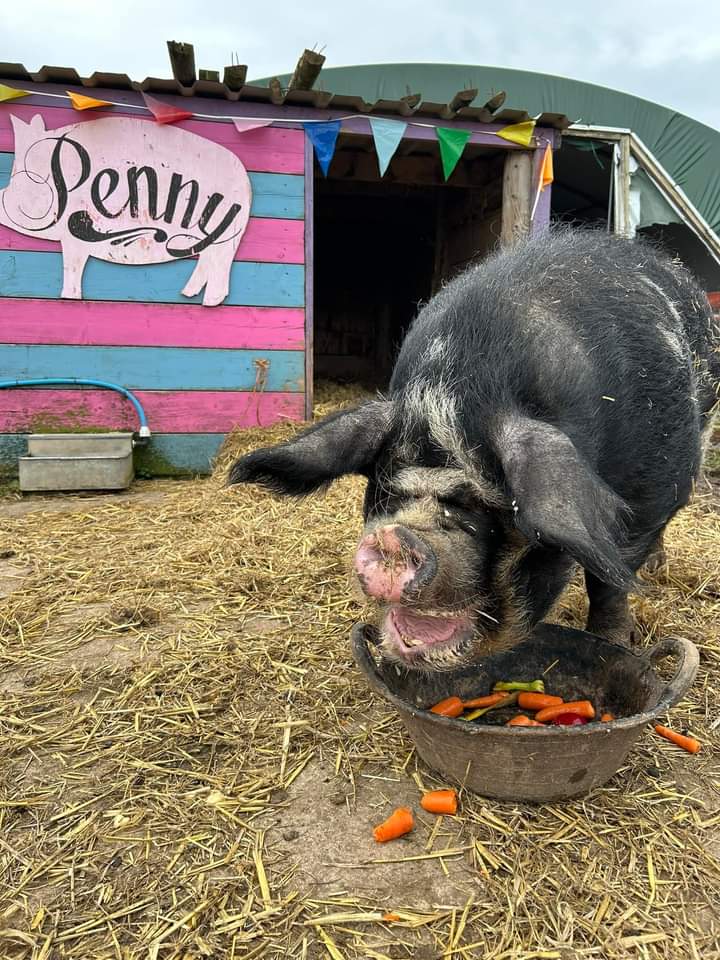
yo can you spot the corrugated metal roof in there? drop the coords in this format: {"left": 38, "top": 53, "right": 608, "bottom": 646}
{"left": 0, "top": 61, "right": 570, "bottom": 129}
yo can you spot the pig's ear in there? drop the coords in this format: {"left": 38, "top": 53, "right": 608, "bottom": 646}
{"left": 495, "top": 415, "right": 634, "bottom": 588}
{"left": 227, "top": 400, "right": 394, "bottom": 496}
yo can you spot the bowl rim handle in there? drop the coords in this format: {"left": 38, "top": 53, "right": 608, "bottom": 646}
{"left": 645, "top": 636, "right": 700, "bottom": 714}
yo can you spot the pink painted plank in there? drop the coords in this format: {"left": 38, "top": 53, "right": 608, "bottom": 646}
{"left": 0, "top": 388, "right": 306, "bottom": 433}
{"left": 0, "top": 300, "right": 305, "bottom": 350}
{"left": 0, "top": 216, "right": 304, "bottom": 264}
{"left": 0, "top": 104, "right": 305, "bottom": 174}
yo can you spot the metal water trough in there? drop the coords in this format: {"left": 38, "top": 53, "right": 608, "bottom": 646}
{"left": 19, "top": 433, "right": 135, "bottom": 492}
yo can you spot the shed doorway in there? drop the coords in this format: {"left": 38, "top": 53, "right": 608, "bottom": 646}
{"left": 312, "top": 132, "right": 508, "bottom": 390}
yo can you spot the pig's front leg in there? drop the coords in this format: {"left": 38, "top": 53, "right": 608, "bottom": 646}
{"left": 60, "top": 241, "right": 90, "bottom": 299}
{"left": 585, "top": 571, "right": 635, "bottom": 644}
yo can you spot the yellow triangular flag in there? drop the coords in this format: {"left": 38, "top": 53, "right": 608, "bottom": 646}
{"left": 540, "top": 143, "right": 554, "bottom": 188}
{"left": 67, "top": 90, "right": 113, "bottom": 111}
{"left": 496, "top": 120, "right": 536, "bottom": 147}
{"left": 0, "top": 84, "right": 30, "bottom": 102}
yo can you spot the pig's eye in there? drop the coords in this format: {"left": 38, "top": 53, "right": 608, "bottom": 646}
{"left": 438, "top": 498, "right": 480, "bottom": 536}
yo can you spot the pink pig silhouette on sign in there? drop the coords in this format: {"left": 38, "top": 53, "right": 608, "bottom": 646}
{"left": 0, "top": 114, "right": 253, "bottom": 306}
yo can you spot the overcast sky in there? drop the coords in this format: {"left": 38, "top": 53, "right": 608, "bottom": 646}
{"left": 4, "top": 0, "right": 720, "bottom": 131}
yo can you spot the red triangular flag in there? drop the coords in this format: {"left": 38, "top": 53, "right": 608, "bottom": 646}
{"left": 142, "top": 92, "right": 193, "bottom": 124}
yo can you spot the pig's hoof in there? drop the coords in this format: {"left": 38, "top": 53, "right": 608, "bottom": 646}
{"left": 643, "top": 549, "right": 667, "bottom": 575}
{"left": 586, "top": 615, "right": 638, "bottom": 647}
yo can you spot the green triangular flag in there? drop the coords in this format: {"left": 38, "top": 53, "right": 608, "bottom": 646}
{"left": 436, "top": 127, "right": 472, "bottom": 181}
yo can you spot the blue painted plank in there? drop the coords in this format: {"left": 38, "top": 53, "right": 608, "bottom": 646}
{"left": 0, "top": 155, "right": 303, "bottom": 219}
{"left": 0, "top": 345, "right": 305, "bottom": 392}
{"left": 0, "top": 252, "right": 304, "bottom": 307}
{"left": 135, "top": 433, "right": 226, "bottom": 476}
{"left": 0, "top": 432, "right": 224, "bottom": 476}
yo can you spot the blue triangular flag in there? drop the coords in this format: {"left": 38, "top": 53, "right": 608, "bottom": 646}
{"left": 368, "top": 117, "right": 407, "bottom": 176}
{"left": 305, "top": 120, "right": 341, "bottom": 176}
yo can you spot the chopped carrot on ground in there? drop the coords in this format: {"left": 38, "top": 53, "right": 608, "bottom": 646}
{"left": 429, "top": 696, "right": 465, "bottom": 718}
{"left": 535, "top": 700, "right": 595, "bottom": 723}
{"left": 462, "top": 692, "right": 508, "bottom": 709}
{"left": 373, "top": 807, "right": 414, "bottom": 842}
{"left": 517, "top": 692, "right": 564, "bottom": 711}
{"left": 382, "top": 912, "right": 402, "bottom": 922}
{"left": 420, "top": 789, "right": 458, "bottom": 814}
{"left": 506, "top": 714, "right": 545, "bottom": 726}
{"left": 600, "top": 712, "right": 615, "bottom": 722}
{"left": 654, "top": 724, "right": 701, "bottom": 754}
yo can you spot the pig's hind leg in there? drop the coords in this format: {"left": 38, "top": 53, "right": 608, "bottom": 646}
{"left": 181, "top": 258, "right": 209, "bottom": 301}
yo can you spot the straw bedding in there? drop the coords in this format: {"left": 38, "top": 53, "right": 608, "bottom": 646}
{"left": 0, "top": 381, "right": 718, "bottom": 960}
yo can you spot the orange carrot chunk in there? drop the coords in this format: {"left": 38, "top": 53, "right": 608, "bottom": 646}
{"left": 430, "top": 696, "right": 465, "bottom": 718}
{"left": 373, "top": 807, "right": 414, "bottom": 842}
{"left": 383, "top": 912, "right": 402, "bottom": 922}
{"left": 420, "top": 789, "right": 458, "bottom": 815}
{"left": 517, "top": 692, "right": 564, "bottom": 711}
{"left": 600, "top": 712, "right": 615, "bottom": 722}
{"left": 535, "top": 700, "right": 595, "bottom": 723}
{"left": 462, "top": 692, "right": 508, "bottom": 709}
{"left": 654, "top": 724, "right": 701, "bottom": 754}
{"left": 506, "top": 714, "right": 545, "bottom": 726}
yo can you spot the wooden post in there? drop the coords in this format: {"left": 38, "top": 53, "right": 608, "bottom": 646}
{"left": 288, "top": 49, "right": 326, "bottom": 91}
{"left": 501, "top": 151, "right": 533, "bottom": 248}
{"left": 613, "top": 135, "right": 632, "bottom": 238}
{"left": 166, "top": 41, "right": 196, "bottom": 86}
{"left": 223, "top": 64, "right": 247, "bottom": 90}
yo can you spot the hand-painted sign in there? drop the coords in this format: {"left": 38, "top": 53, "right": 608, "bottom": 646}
{"left": 0, "top": 114, "right": 252, "bottom": 306}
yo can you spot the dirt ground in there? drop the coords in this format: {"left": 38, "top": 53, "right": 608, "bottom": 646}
{"left": 0, "top": 419, "right": 719, "bottom": 959}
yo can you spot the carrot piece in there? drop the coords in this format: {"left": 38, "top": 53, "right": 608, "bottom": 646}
{"left": 654, "top": 724, "right": 701, "bottom": 754}
{"left": 420, "top": 789, "right": 458, "bottom": 815}
{"left": 462, "top": 692, "right": 508, "bottom": 709}
{"left": 600, "top": 712, "right": 615, "bottom": 722}
{"left": 430, "top": 696, "right": 465, "bottom": 718}
{"left": 383, "top": 912, "right": 402, "bottom": 922}
{"left": 517, "top": 692, "right": 564, "bottom": 711}
{"left": 506, "top": 714, "right": 545, "bottom": 726}
{"left": 373, "top": 807, "right": 414, "bottom": 842}
{"left": 535, "top": 700, "right": 595, "bottom": 723}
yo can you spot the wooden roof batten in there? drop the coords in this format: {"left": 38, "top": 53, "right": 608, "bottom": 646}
{"left": 0, "top": 43, "right": 571, "bottom": 129}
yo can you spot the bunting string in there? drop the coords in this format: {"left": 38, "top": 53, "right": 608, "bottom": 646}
{"left": 0, "top": 84, "right": 550, "bottom": 186}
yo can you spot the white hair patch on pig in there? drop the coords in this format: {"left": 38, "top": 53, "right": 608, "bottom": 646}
{"left": 401, "top": 380, "right": 468, "bottom": 464}
{"left": 642, "top": 276, "right": 686, "bottom": 359}
{"left": 393, "top": 466, "right": 507, "bottom": 507}
{"left": 421, "top": 336, "right": 450, "bottom": 365}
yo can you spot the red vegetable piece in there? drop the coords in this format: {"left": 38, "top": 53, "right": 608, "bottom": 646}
{"left": 552, "top": 712, "right": 588, "bottom": 726}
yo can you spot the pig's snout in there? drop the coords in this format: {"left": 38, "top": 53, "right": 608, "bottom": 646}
{"left": 354, "top": 525, "right": 437, "bottom": 602}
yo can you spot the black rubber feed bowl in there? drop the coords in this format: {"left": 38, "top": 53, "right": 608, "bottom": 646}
{"left": 351, "top": 622, "right": 699, "bottom": 802}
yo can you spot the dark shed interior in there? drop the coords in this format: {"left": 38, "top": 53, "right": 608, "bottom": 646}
{"left": 313, "top": 132, "right": 507, "bottom": 387}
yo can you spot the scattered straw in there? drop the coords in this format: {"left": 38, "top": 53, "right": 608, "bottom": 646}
{"left": 0, "top": 381, "right": 718, "bottom": 958}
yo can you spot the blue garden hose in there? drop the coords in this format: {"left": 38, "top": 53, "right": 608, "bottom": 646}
{"left": 0, "top": 378, "right": 151, "bottom": 437}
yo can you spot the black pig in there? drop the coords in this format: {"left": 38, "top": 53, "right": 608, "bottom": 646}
{"left": 229, "top": 230, "right": 720, "bottom": 670}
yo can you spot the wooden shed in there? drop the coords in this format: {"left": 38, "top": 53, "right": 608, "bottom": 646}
{"left": 0, "top": 51, "right": 579, "bottom": 477}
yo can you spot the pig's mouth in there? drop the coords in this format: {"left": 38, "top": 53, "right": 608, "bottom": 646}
{"left": 380, "top": 605, "right": 475, "bottom": 668}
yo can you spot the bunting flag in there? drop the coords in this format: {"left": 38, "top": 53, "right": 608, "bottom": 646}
{"left": 368, "top": 117, "right": 407, "bottom": 177}
{"left": 436, "top": 126, "right": 471, "bottom": 181}
{"left": 496, "top": 120, "right": 536, "bottom": 147}
{"left": 304, "top": 120, "right": 341, "bottom": 176}
{"left": 67, "top": 90, "right": 113, "bottom": 111}
{"left": 531, "top": 143, "right": 555, "bottom": 220}
{"left": 0, "top": 84, "right": 30, "bottom": 102}
{"left": 232, "top": 118, "right": 274, "bottom": 134}
{"left": 141, "top": 92, "right": 193, "bottom": 125}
